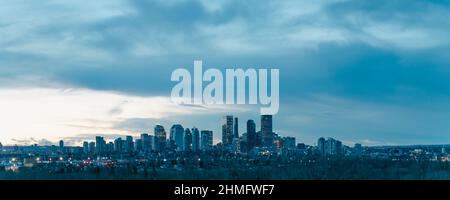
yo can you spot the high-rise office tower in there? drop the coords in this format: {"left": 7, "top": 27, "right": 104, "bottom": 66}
{"left": 246, "top": 119, "right": 257, "bottom": 150}
{"left": 256, "top": 131, "right": 262, "bottom": 147}
{"left": 222, "top": 115, "right": 234, "bottom": 146}
{"left": 114, "top": 137, "right": 123, "bottom": 153}
{"left": 148, "top": 135, "right": 155, "bottom": 151}
{"left": 170, "top": 124, "right": 184, "bottom": 151}
{"left": 82, "top": 141, "right": 89, "bottom": 154}
{"left": 234, "top": 117, "right": 239, "bottom": 138}
{"left": 59, "top": 140, "right": 64, "bottom": 152}
{"left": 95, "top": 136, "right": 106, "bottom": 154}
{"left": 200, "top": 130, "right": 213, "bottom": 151}
{"left": 135, "top": 139, "right": 143, "bottom": 151}
{"left": 106, "top": 142, "right": 114, "bottom": 153}
{"left": 125, "top": 136, "right": 134, "bottom": 153}
{"left": 89, "top": 142, "right": 96, "bottom": 153}
{"left": 184, "top": 128, "right": 192, "bottom": 151}
{"left": 261, "top": 115, "right": 273, "bottom": 147}
{"left": 141, "top": 133, "right": 152, "bottom": 152}
{"left": 154, "top": 125, "right": 166, "bottom": 152}
{"left": 192, "top": 127, "right": 200, "bottom": 151}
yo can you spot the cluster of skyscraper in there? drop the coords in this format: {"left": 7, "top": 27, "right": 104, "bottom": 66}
{"left": 72, "top": 114, "right": 287, "bottom": 155}
{"left": 220, "top": 115, "right": 295, "bottom": 153}
{"left": 79, "top": 125, "right": 213, "bottom": 154}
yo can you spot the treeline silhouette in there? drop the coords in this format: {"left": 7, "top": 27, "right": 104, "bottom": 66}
{"left": 2, "top": 157, "right": 450, "bottom": 180}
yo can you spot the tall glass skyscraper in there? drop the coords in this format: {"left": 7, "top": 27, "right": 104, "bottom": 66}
{"left": 200, "top": 130, "right": 213, "bottom": 151}
{"left": 192, "top": 127, "right": 200, "bottom": 151}
{"left": 125, "top": 136, "right": 134, "bottom": 153}
{"left": 95, "top": 136, "right": 106, "bottom": 154}
{"left": 140, "top": 133, "right": 152, "bottom": 152}
{"left": 170, "top": 124, "right": 184, "bottom": 151}
{"left": 83, "top": 141, "right": 89, "bottom": 154}
{"left": 261, "top": 115, "right": 273, "bottom": 147}
{"left": 184, "top": 128, "right": 192, "bottom": 151}
{"left": 246, "top": 119, "right": 257, "bottom": 150}
{"left": 154, "top": 125, "right": 166, "bottom": 152}
{"left": 59, "top": 140, "right": 64, "bottom": 152}
{"left": 222, "top": 115, "right": 234, "bottom": 146}
{"left": 114, "top": 137, "right": 123, "bottom": 153}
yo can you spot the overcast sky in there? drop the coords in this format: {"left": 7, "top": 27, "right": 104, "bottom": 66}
{"left": 1, "top": 0, "right": 450, "bottom": 146}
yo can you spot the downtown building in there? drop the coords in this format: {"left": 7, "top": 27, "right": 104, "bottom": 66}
{"left": 184, "top": 128, "right": 193, "bottom": 151}
{"left": 125, "top": 136, "right": 134, "bottom": 153}
{"left": 222, "top": 115, "right": 240, "bottom": 151}
{"left": 170, "top": 124, "right": 184, "bottom": 151}
{"left": 140, "top": 133, "right": 153, "bottom": 152}
{"left": 261, "top": 115, "right": 274, "bottom": 148}
{"left": 192, "top": 127, "right": 200, "bottom": 151}
{"left": 282, "top": 137, "right": 296, "bottom": 150}
{"left": 200, "top": 130, "right": 213, "bottom": 151}
{"left": 95, "top": 136, "right": 106, "bottom": 154}
{"left": 82, "top": 141, "right": 89, "bottom": 154}
{"left": 317, "top": 137, "right": 343, "bottom": 156}
{"left": 114, "top": 137, "right": 123, "bottom": 153}
{"left": 154, "top": 125, "right": 166, "bottom": 152}
{"left": 246, "top": 119, "right": 257, "bottom": 151}
{"left": 222, "top": 115, "right": 234, "bottom": 146}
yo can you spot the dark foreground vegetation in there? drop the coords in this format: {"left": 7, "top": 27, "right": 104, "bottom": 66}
{"left": 2, "top": 158, "right": 450, "bottom": 180}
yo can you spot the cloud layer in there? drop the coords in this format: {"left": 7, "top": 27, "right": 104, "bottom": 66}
{"left": 1, "top": 0, "right": 450, "bottom": 145}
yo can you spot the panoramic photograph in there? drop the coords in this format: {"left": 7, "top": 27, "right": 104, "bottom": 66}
{"left": 1, "top": 0, "right": 450, "bottom": 197}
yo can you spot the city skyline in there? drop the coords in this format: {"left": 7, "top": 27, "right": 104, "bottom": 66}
{"left": 2, "top": 1, "right": 450, "bottom": 146}
{"left": 2, "top": 113, "right": 450, "bottom": 148}
{"left": 2, "top": 115, "right": 450, "bottom": 181}
{"left": 1, "top": 114, "right": 281, "bottom": 148}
